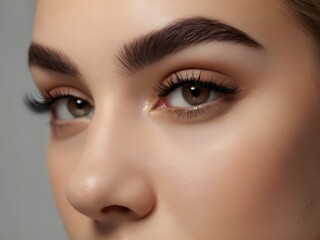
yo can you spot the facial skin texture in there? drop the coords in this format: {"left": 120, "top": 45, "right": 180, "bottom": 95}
{"left": 29, "top": 0, "right": 320, "bottom": 239}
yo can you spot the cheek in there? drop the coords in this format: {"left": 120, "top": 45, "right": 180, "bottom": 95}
{"left": 46, "top": 132, "right": 91, "bottom": 237}
{"left": 150, "top": 138, "right": 286, "bottom": 237}
{"left": 151, "top": 88, "right": 320, "bottom": 237}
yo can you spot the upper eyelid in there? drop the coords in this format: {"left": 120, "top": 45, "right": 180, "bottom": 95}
{"left": 45, "top": 87, "right": 95, "bottom": 106}
{"left": 159, "top": 69, "right": 235, "bottom": 88}
{"left": 165, "top": 69, "right": 227, "bottom": 81}
{"left": 155, "top": 70, "right": 239, "bottom": 99}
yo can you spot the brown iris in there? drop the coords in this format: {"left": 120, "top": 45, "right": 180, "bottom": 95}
{"left": 67, "top": 98, "right": 92, "bottom": 117}
{"left": 182, "top": 84, "right": 211, "bottom": 106}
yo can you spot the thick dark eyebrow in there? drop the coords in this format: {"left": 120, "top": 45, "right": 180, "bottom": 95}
{"left": 117, "top": 17, "right": 263, "bottom": 73}
{"left": 28, "top": 43, "right": 81, "bottom": 78}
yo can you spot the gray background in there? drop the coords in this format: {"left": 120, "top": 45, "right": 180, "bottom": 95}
{"left": 0, "top": 1, "right": 67, "bottom": 239}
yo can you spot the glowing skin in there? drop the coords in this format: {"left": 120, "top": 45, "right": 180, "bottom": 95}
{"left": 29, "top": 0, "right": 320, "bottom": 239}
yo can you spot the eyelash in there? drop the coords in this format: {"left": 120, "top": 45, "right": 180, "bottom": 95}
{"left": 153, "top": 72, "right": 240, "bottom": 121}
{"left": 25, "top": 72, "right": 240, "bottom": 123}
{"left": 155, "top": 72, "right": 239, "bottom": 97}
{"left": 24, "top": 89, "right": 85, "bottom": 114}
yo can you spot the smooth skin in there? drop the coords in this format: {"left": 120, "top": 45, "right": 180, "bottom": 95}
{"left": 30, "top": 0, "right": 320, "bottom": 239}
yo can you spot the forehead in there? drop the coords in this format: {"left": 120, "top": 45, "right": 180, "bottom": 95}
{"left": 33, "top": 0, "right": 289, "bottom": 47}
{"left": 32, "top": 0, "right": 305, "bottom": 82}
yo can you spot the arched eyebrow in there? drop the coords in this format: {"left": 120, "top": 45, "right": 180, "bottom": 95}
{"left": 28, "top": 17, "right": 263, "bottom": 77}
{"left": 116, "top": 17, "right": 263, "bottom": 73}
{"left": 28, "top": 43, "right": 81, "bottom": 78}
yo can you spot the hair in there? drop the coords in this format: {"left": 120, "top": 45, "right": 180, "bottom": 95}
{"left": 285, "top": 0, "right": 320, "bottom": 46}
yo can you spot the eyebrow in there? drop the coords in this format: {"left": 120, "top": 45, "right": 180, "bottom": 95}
{"left": 28, "top": 43, "right": 81, "bottom": 78}
{"left": 116, "top": 17, "right": 263, "bottom": 73}
{"left": 28, "top": 17, "right": 263, "bottom": 77}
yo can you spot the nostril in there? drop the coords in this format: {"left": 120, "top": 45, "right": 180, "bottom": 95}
{"left": 101, "top": 205, "right": 131, "bottom": 215}
{"left": 95, "top": 206, "right": 131, "bottom": 234}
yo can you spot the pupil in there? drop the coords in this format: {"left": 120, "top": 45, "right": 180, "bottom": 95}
{"left": 182, "top": 84, "right": 210, "bottom": 106}
{"left": 67, "top": 98, "right": 91, "bottom": 118}
{"left": 75, "top": 99, "right": 86, "bottom": 109}
{"left": 190, "top": 86, "right": 201, "bottom": 97}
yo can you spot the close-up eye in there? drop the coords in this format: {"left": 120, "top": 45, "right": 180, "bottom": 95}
{"left": 25, "top": 89, "right": 94, "bottom": 124}
{"left": 154, "top": 69, "right": 240, "bottom": 122}
{"left": 167, "top": 81, "right": 220, "bottom": 107}
{"left": 53, "top": 97, "right": 94, "bottom": 121}
{"left": 25, "top": 89, "right": 94, "bottom": 138}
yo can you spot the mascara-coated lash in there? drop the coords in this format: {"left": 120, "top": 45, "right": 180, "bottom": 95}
{"left": 155, "top": 72, "right": 239, "bottom": 98}
{"left": 24, "top": 93, "right": 54, "bottom": 113}
{"left": 24, "top": 89, "right": 86, "bottom": 114}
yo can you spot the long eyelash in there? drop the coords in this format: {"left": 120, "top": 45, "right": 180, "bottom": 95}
{"left": 24, "top": 92, "right": 53, "bottom": 114}
{"left": 155, "top": 72, "right": 240, "bottom": 97}
{"left": 24, "top": 89, "right": 74, "bottom": 114}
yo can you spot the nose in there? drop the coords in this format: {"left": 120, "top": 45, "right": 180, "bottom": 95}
{"left": 65, "top": 114, "right": 156, "bottom": 224}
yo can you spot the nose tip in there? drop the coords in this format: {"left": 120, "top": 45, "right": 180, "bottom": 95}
{"left": 66, "top": 173, "right": 156, "bottom": 223}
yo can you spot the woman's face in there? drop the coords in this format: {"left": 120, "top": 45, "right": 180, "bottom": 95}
{"left": 29, "top": 0, "right": 320, "bottom": 239}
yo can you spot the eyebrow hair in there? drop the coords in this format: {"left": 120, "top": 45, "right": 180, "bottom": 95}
{"left": 116, "top": 17, "right": 263, "bottom": 73}
{"left": 28, "top": 43, "right": 81, "bottom": 78}
{"left": 28, "top": 17, "right": 263, "bottom": 78}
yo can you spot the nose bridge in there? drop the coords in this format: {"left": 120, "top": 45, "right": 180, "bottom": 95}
{"left": 66, "top": 106, "right": 155, "bottom": 222}
{"left": 89, "top": 96, "right": 144, "bottom": 155}
{"left": 85, "top": 102, "right": 146, "bottom": 167}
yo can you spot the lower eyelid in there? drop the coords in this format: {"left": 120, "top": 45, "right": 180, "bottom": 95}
{"left": 50, "top": 112, "right": 91, "bottom": 125}
{"left": 50, "top": 119, "right": 90, "bottom": 139}
{"left": 152, "top": 97, "right": 231, "bottom": 123}
{"left": 169, "top": 106, "right": 222, "bottom": 123}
